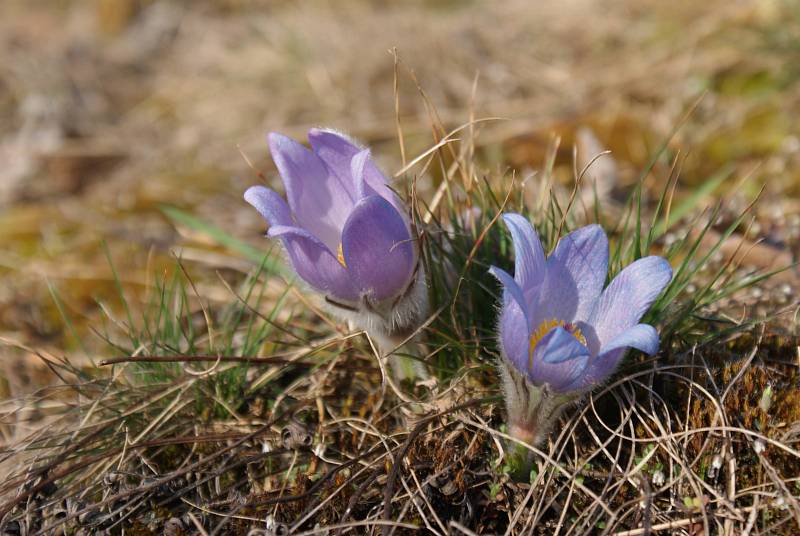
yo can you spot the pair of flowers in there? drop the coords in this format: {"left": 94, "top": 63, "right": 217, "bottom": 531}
{"left": 245, "top": 129, "right": 672, "bottom": 444}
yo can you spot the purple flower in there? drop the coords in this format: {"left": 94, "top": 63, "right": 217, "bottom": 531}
{"left": 244, "top": 129, "right": 419, "bottom": 308}
{"left": 490, "top": 213, "right": 672, "bottom": 394}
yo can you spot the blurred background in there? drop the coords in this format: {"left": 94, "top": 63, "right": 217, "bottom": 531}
{"left": 1, "top": 0, "right": 799, "bottom": 400}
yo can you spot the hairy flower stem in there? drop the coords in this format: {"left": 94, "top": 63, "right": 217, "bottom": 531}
{"left": 499, "top": 361, "right": 577, "bottom": 479}
{"left": 335, "top": 263, "right": 430, "bottom": 383}
{"left": 505, "top": 438, "right": 538, "bottom": 482}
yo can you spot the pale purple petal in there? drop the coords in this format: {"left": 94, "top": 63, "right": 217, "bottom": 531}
{"left": 528, "top": 327, "right": 590, "bottom": 392}
{"left": 307, "top": 128, "right": 363, "bottom": 175}
{"left": 567, "top": 324, "right": 658, "bottom": 390}
{"left": 244, "top": 186, "right": 292, "bottom": 227}
{"left": 600, "top": 323, "right": 659, "bottom": 356}
{"left": 268, "top": 225, "right": 359, "bottom": 302}
{"left": 307, "top": 128, "right": 403, "bottom": 213}
{"left": 340, "top": 195, "right": 415, "bottom": 302}
{"left": 497, "top": 297, "right": 530, "bottom": 375}
{"left": 590, "top": 256, "right": 672, "bottom": 349}
{"left": 501, "top": 213, "right": 545, "bottom": 292}
{"left": 537, "top": 224, "right": 608, "bottom": 323}
{"left": 489, "top": 265, "right": 531, "bottom": 329}
{"left": 566, "top": 347, "right": 624, "bottom": 391}
{"left": 350, "top": 149, "right": 371, "bottom": 200}
{"left": 550, "top": 224, "right": 608, "bottom": 317}
{"left": 268, "top": 132, "right": 354, "bottom": 249}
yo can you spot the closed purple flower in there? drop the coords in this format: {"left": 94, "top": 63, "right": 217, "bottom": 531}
{"left": 491, "top": 214, "right": 672, "bottom": 394}
{"left": 244, "top": 129, "right": 418, "bottom": 308}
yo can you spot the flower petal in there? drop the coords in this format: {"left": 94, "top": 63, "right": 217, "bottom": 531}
{"left": 589, "top": 256, "right": 672, "bottom": 349}
{"left": 268, "top": 132, "right": 354, "bottom": 249}
{"left": 244, "top": 186, "right": 292, "bottom": 227}
{"left": 539, "top": 224, "right": 608, "bottom": 323}
{"left": 501, "top": 213, "right": 546, "bottom": 292}
{"left": 350, "top": 148, "right": 371, "bottom": 200}
{"left": 308, "top": 128, "right": 403, "bottom": 213}
{"left": 567, "top": 324, "right": 658, "bottom": 390}
{"left": 307, "top": 128, "right": 361, "bottom": 175}
{"left": 489, "top": 265, "right": 531, "bottom": 329}
{"left": 268, "top": 225, "right": 359, "bottom": 302}
{"left": 497, "top": 295, "right": 530, "bottom": 376}
{"left": 340, "top": 195, "right": 415, "bottom": 302}
{"left": 601, "top": 323, "right": 659, "bottom": 356}
{"left": 529, "top": 327, "right": 590, "bottom": 392}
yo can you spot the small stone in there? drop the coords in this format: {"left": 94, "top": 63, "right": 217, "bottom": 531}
{"left": 440, "top": 479, "right": 460, "bottom": 496}
{"left": 163, "top": 517, "right": 185, "bottom": 536}
{"left": 103, "top": 470, "right": 123, "bottom": 487}
{"left": 651, "top": 470, "right": 665, "bottom": 487}
{"left": 707, "top": 454, "right": 722, "bottom": 479}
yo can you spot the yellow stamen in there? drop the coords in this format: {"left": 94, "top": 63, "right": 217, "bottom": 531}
{"left": 337, "top": 242, "right": 347, "bottom": 268}
{"left": 529, "top": 318, "right": 586, "bottom": 368}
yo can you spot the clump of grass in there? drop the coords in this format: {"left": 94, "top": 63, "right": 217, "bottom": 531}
{"left": 1, "top": 79, "right": 798, "bottom": 535}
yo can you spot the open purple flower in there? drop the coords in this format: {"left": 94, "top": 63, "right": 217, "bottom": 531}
{"left": 490, "top": 213, "right": 671, "bottom": 449}
{"left": 491, "top": 213, "right": 672, "bottom": 392}
{"left": 244, "top": 129, "right": 428, "bottom": 359}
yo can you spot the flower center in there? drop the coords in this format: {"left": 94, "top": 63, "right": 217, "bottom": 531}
{"left": 529, "top": 318, "right": 586, "bottom": 364}
{"left": 337, "top": 242, "right": 347, "bottom": 268}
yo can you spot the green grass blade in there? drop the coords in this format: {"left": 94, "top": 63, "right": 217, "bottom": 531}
{"left": 650, "top": 164, "right": 734, "bottom": 241}
{"left": 161, "top": 205, "right": 286, "bottom": 275}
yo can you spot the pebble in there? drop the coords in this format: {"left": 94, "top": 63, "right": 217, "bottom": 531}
{"left": 651, "top": 470, "right": 665, "bottom": 487}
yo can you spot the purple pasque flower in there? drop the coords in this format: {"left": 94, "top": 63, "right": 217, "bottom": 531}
{"left": 490, "top": 213, "right": 672, "bottom": 456}
{"left": 244, "top": 129, "right": 427, "bottom": 354}
{"left": 490, "top": 213, "right": 672, "bottom": 395}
